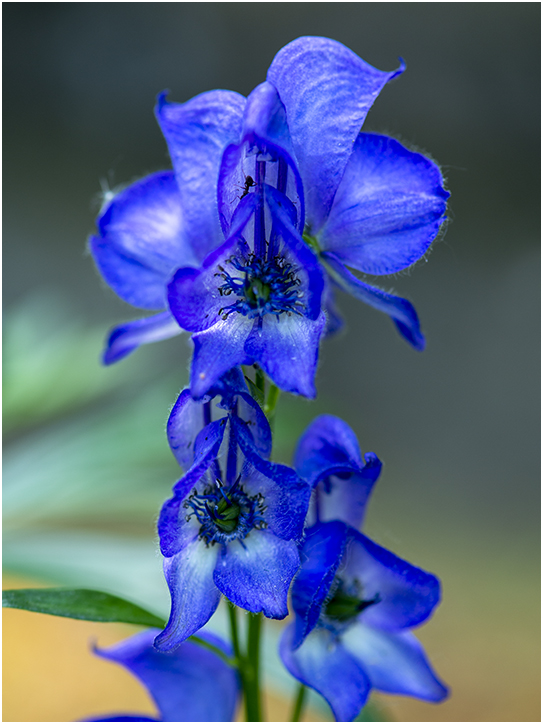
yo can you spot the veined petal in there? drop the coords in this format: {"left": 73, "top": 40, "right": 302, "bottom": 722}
{"left": 103, "top": 312, "right": 182, "bottom": 365}
{"left": 267, "top": 36, "right": 404, "bottom": 232}
{"left": 291, "top": 521, "right": 348, "bottom": 647}
{"left": 323, "top": 253, "right": 425, "bottom": 350}
{"left": 319, "top": 133, "right": 449, "bottom": 275}
{"left": 280, "top": 624, "right": 371, "bottom": 722}
{"left": 346, "top": 529, "right": 442, "bottom": 631}
{"left": 190, "top": 315, "right": 253, "bottom": 399}
{"left": 213, "top": 530, "right": 299, "bottom": 618}
{"left": 343, "top": 623, "right": 448, "bottom": 702}
{"left": 232, "top": 416, "right": 310, "bottom": 541}
{"left": 94, "top": 628, "right": 239, "bottom": 722}
{"left": 265, "top": 185, "right": 323, "bottom": 319}
{"left": 154, "top": 541, "right": 220, "bottom": 650}
{"left": 244, "top": 312, "right": 326, "bottom": 398}
{"left": 90, "top": 171, "right": 196, "bottom": 309}
{"left": 155, "top": 90, "right": 245, "bottom": 260}
{"left": 167, "top": 197, "right": 259, "bottom": 332}
{"left": 218, "top": 82, "right": 305, "bottom": 235}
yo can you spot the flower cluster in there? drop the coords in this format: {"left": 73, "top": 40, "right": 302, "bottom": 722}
{"left": 86, "top": 36, "right": 449, "bottom": 723}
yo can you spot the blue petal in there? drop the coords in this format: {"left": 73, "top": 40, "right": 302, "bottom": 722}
{"left": 312, "top": 454, "right": 382, "bottom": 530}
{"left": 213, "top": 530, "right": 299, "bottom": 618}
{"left": 280, "top": 624, "right": 371, "bottom": 722}
{"left": 190, "top": 315, "right": 254, "bottom": 399}
{"left": 319, "top": 133, "right": 449, "bottom": 275}
{"left": 94, "top": 628, "right": 239, "bottom": 721}
{"left": 294, "top": 414, "right": 364, "bottom": 483}
{"left": 103, "top": 312, "right": 182, "bottom": 365}
{"left": 244, "top": 312, "right": 326, "bottom": 398}
{"left": 160, "top": 419, "right": 227, "bottom": 556}
{"left": 265, "top": 184, "right": 323, "bottom": 320}
{"left": 291, "top": 521, "right": 348, "bottom": 647}
{"left": 322, "top": 280, "right": 345, "bottom": 337}
{"left": 267, "top": 37, "right": 404, "bottom": 232}
{"left": 294, "top": 416, "right": 381, "bottom": 529}
{"left": 155, "top": 90, "right": 245, "bottom": 260}
{"left": 166, "top": 389, "right": 208, "bottom": 470}
{"left": 154, "top": 540, "right": 221, "bottom": 650}
{"left": 232, "top": 416, "right": 311, "bottom": 541}
{"left": 323, "top": 252, "right": 425, "bottom": 350}
{"left": 90, "top": 172, "right": 197, "bottom": 310}
{"left": 342, "top": 623, "right": 448, "bottom": 702}
{"left": 166, "top": 196, "right": 259, "bottom": 333}
{"left": 345, "top": 529, "right": 442, "bottom": 631}
{"left": 217, "top": 82, "right": 305, "bottom": 235}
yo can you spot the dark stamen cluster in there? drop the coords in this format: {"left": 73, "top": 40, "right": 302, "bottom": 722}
{"left": 184, "top": 476, "right": 267, "bottom": 546}
{"left": 215, "top": 252, "right": 304, "bottom": 320}
{"left": 322, "top": 577, "right": 381, "bottom": 631}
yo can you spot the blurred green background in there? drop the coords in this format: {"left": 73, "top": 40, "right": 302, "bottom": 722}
{"left": 3, "top": 3, "right": 540, "bottom": 722}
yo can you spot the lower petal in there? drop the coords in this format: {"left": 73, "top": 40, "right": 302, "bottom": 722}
{"left": 245, "top": 312, "right": 326, "bottom": 397}
{"left": 154, "top": 540, "right": 220, "bottom": 651}
{"left": 323, "top": 253, "right": 425, "bottom": 350}
{"left": 342, "top": 623, "right": 448, "bottom": 702}
{"left": 190, "top": 316, "right": 252, "bottom": 399}
{"left": 213, "top": 531, "right": 299, "bottom": 619}
{"left": 103, "top": 312, "right": 182, "bottom": 365}
{"left": 280, "top": 624, "right": 371, "bottom": 722}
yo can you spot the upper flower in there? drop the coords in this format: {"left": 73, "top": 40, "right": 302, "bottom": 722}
{"left": 87, "top": 628, "right": 239, "bottom": 722}
{"left": 90, "top": 36, "right": 448, "bottom": 377}
{"left": 155, "top": 377, "right": 310, "bottom": 650}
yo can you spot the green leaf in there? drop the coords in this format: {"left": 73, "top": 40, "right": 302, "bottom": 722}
{"left": 2, "top": 588, "right": 165, "bottom": 628}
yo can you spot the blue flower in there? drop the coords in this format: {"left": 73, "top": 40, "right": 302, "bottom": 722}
{"left": 280, "top": 415, "right": 448, "bottom": 721}
{"left": 87, "top": 628, "right": 239, "bottom": 722}
{"left": 280, "top": 522, "right": 448, "bottom": 722}
{"left": 90, "top": 36, "right": 448, "bottom": 374}
{"left": 155, "top": 382, "right": 310, "bottom": 651}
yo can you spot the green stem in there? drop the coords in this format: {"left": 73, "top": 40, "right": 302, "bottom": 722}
{"left": 245, "top": 611, "right": 263, "bottom": 721}
{"left": 188, "top": 634, "right": 237, "bottom": 667}
{"left": 290, "top": 683, "right": 307, "bottom": 722}
{"left": 264, "top": 382, "right": 280, "bottom": 422}
{"left": 255, "top": 364, "right": 266, "bottom": 397}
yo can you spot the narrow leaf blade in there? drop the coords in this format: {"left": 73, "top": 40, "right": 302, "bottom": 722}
{"left": 2, "top": 588, "right": 165, "bottom": 628}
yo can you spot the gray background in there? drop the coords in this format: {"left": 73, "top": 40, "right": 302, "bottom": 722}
{"left": 4, "top": 3, "right": 540, "bottom": 722}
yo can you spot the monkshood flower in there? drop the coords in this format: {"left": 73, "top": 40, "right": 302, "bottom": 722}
{"left": 155, "top": 390, "right": 310, "bottom": 650}
{"left": 90, "top": 36, "right": 448, "bottom": 376}
{"left": 87, "top": 628, "right": 239, "bottom": 722}
{"left": 280, "top": 521, "right": 448, "bottom": 722}
{"left": 294, "top": 414, "right": 383, "bottom": 528}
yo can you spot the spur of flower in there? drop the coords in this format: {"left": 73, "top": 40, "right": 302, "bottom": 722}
{"left": 87, "top": 628, "right": 239, "bottom": 722}
{"left": 90, "top": 35, "right": 448, "bottom": 377}
{"left": 294, "top": 413, "right": 383, "bottom": 528}
{"left": 155, "top": 382, "right": 310, "bottom": 651}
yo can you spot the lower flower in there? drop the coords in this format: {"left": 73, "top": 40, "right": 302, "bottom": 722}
{"left": 155, "top": 413, "right": 310, "bottom": 651}
{"left": 280, "top": 521, "right": 448, "bottom": 722}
